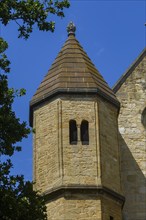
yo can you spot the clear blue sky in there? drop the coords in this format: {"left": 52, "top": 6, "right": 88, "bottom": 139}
{"left": 1, "top": 0, "right": 146, "bottom": 180}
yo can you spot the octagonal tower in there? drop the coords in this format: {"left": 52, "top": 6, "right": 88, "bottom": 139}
{"left": 30, "top": 22, "right": 124, "bottom": 220}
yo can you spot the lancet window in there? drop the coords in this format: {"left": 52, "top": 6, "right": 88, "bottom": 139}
{"left": 81, "top": 120, "right": 89, "bottom": 145}
{"left": 69, "top": 120, "right": 77, "bottom": 145}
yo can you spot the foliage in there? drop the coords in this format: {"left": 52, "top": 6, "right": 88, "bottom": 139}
{"left": 0, "top": 1, "right": 70, "bottom": 219}
{"left": 0, "top": 71, "right": 47, "bottom": 219}
{"left": 0, "top": 163, "right": 47, "bottom": 220}
{"left": 0, "top": 0, "right": 70, "bottom": 39}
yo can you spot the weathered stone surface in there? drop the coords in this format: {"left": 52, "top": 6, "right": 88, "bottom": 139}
{"left": 46, "top": 195, "right": 102, "bottom": 220}
{"left": 98, "top": 98, "right": 122, "bottom": 194}
{"left": 33, "top": 95, "right": 123, "bottom": 219}
{"left": 115, "top": 51, "right": 146, "bottom": 220}
{"left": 102, "top": 196, "right": 123, "bottom": 220}
{"left": 46, "top": 193, "right": 123, "bottom": 220}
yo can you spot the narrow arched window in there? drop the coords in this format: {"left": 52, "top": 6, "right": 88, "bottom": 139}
{"left": 141, "top": 107, "right": 146, "bottom": 128}
{"left": 81, "top": 120, "right": 89, "bottom": 145}
{"left": 69, "top": 120, "right": 77, "bottom": 145}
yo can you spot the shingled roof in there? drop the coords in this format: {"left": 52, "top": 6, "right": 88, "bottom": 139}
{"left": 30, "top": 22, "right": 120, "bottom": 126}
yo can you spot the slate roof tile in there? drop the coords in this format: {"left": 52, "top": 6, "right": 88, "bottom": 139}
{"left": 30, "top": 27, "right": 120, "bottom": 126}
{"left": 30, "top": 34, "right": 118, "bottom": 106}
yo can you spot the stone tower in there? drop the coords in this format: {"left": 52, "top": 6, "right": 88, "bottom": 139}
{"left": 30, "top": 22, "right": 124, "bottom": 220}
{"left": 113, "top": 48, "right": 146, "bottom": 220}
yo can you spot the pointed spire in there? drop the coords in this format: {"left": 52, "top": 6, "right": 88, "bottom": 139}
{"left": 67, "top": 21, "right": 76, "bottom": 36}
{"left": 30, "top": 23, "right": 120, "bottom": 126}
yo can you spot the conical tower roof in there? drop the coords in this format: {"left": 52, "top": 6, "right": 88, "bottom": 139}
{"left": 30, "top": 22, "right": 119, "bottom": 125}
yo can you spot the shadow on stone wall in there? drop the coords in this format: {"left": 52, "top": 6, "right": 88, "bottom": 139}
{"left": 119, "top": 134, "right": 146, "bottom": 220}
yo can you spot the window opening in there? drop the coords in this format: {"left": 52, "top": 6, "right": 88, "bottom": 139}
{"left": 110, "top": 217, "right": 114, "bottom": 220}
{"left": 141, "top": 107, "right": 146, "bottom": 128}
{"left": 69, "top": 120, "right": 77, "bottom": 145}
{"left": 81, "top": 120, "right": 89, "bottom": 145}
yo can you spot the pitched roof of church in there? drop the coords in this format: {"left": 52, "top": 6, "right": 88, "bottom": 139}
{"left": 113, "top": 47, "right": 146, "bottom": 93}
{"left": 30, "top": 22, "right": 120, "bottom": 125}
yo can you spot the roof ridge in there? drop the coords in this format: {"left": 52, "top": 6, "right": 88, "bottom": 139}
{"left": 113, "top": 47, "right": 146, "bottom": 93}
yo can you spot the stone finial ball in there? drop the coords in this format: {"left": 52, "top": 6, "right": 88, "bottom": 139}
{"left": 67, "top": 21, "right": 76, "bottom": 36}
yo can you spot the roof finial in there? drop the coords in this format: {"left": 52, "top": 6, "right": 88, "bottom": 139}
{"left": 67, "top": 21, "right": 76, "bottom": 36}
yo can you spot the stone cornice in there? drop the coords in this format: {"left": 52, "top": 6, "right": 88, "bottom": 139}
{"left": 42, "top": 185, "right": 125, "bottom": 206}
{"left": 29, "top": 89, "right": 120, "bottom": 127}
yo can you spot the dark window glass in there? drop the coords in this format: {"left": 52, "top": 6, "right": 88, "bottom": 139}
{"left": 110, "top": 216, "right": 114, "bottom": 220}
{"left": 69, "top": 120, "right": 77, "bottom": 145}
{"left": 81, "top": 120, "right": 89, "bottom": 145}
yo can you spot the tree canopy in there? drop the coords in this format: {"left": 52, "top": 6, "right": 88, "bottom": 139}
{"left": 0, "top": 1, "right": 70, "bottom": 219}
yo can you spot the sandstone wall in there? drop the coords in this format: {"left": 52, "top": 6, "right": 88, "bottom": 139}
{"left": 33, "top": 96, "right": 100, "bottom": 193}
{"left": 61, "top": 96, "right": 100, "bottom": 186}
{"left": 33, "top": 95, "right": 123, "bottom": 219}
{"left": 33, "top": 98, "right": 60, "bottom": 192}
{"left": 101, "top": 196, "right": 123, "bottom": 220}
{"left": 46, "top": 194, "right": 102, "bottom": 220}
{"left": 116, "top": 55, "right": 146, "bottom": 220}
{"left": 98, "top": 99, "right": 122, "bottom": 195}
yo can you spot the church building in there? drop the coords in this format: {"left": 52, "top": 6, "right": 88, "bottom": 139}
{"left": 29, "top": 22, "right": 146, "bottom": 220}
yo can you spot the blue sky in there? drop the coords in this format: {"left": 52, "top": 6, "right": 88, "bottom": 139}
{"left": 1, "top": 0, "right": 146, "bottom": 180}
